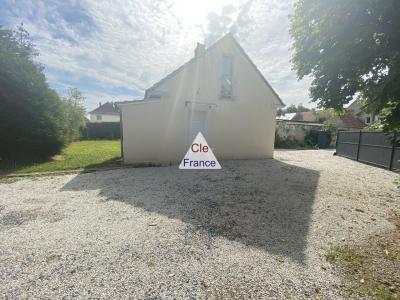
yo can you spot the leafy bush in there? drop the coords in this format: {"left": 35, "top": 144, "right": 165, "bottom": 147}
{"left": 274, "top": 133, "right": 317, "bottom": 149}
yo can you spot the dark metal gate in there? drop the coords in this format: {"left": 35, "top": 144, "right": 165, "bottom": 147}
{"left": 335, "top": 131, "right": 399, "bottom": 170}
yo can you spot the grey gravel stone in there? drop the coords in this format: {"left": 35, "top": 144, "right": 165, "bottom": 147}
{"left": 0, "top": 150, "right": 398, "bottom": 299}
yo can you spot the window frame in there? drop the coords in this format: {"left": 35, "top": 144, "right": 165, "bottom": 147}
{"left": 96, "top": 114, "right": 102, "bottom": 121}
{"left": 220, "top": 54, "right": 234, "bottom": 99}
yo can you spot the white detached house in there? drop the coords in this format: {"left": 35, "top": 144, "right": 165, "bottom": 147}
{"left": 88, "top": 102, "right": 120, "bottom": 123}
{"left": 118, "top": 33, "right": 284, "bottom": 165}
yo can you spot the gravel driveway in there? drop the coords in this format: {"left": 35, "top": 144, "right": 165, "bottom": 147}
{"left": 0, "top": 150, "right": 398, "bottom": 299}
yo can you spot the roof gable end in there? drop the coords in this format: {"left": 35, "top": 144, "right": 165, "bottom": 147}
{"left": 145, "top": 33, "right": 284, "bottom": 106}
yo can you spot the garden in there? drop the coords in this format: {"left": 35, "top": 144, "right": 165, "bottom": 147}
{"left": 0, "top": 26, "right": 122, "bottom": 175}
{"left": 1, "top": 140, "right": 121, "bottom": 174}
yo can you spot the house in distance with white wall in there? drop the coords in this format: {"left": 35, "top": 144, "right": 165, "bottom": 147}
{"left": 88, "top": 102, "right": 120, "bottom": 123}
{"left": 118, "top": 33, "right": 284, "bottom": 165}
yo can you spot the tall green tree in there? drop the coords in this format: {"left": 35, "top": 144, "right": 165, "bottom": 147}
{"left": 0, "top": 25, "right": 68, "bottom": 160}
{"left": 290, "top": 0, "right": 400, "bottom": 132}
{"left": 63, "top": 88, "right": 86, "bottom": 141}
{"left": 285, "top": 104, "right": 311, "bottom": 113}
{"left": 277, "top": 104, "right": 311, "bottom": 116}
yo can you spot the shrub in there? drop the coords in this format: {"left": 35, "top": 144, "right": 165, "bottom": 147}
{"left": 275, "top": 133, "right": 316, "bottom": 149}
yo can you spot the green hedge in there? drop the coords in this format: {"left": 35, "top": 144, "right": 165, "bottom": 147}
{"left": 82, "top": 122, "right": 121, "bottom": 140}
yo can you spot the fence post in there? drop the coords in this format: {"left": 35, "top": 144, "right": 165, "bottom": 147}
{"left": 356, "top": 130, "right": 362, "bottom": 161}
{"left": 119, "top": 110, "right": 124, "bottom": 160}
{"left": 335, "top": 131, "right": 339, "bottom": 151}
{"left": 389, "top": 132, "right": 397, "bottom": 170}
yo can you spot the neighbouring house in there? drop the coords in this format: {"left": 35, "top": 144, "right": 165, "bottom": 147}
{"left": 275, "top": 109, "right": 366, "bottom": 148}
{"left": 286, "top": 110, "right": 367, "bottom": 130}
{"left": 325, "top": 113, "right": 366, "bottom": 130}
{"left": 276, "top": 112, "right": 296, "bottom": 121}
{"left": 276, "top": 119, "right": 324, "bottom": 144}
{"left": 88, "top": 102, "right": 120, "bottom": 123}
{"left": 291, "top": 111, "right": 319, "bottom": 123}
{"left": 276, "top": 111, "right": 317, "bottom": 122}
{"left": 347, "top": 99, "right": 380, "bottom": 125}
{"left": 276, "top": 111, "right": 324, "bottom": 146}
{"left": 118, "top": 33, "right": 284, "bottom": 165}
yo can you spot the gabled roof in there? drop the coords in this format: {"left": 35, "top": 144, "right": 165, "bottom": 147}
{"left": 145, "top": 33, "right": 284, "bottom": 107}
{"left": 339, "top": 114, "right": 366, "bottom": 129}
{"left": 89, "top": 102, "right": 119, "bottom": 115}
{"left": 348, "top": 99, "right": 362, "bottom": 111}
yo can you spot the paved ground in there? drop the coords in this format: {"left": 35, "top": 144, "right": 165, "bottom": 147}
{"left": 0, "top": 150, "right": 398, "bottom": 299}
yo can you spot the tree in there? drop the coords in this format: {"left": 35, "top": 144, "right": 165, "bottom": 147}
{"left": 279, "top": 104, "right": 311, "bottom": 115}
{"left": 290, "top": 0, "right": 400, "bottom": 132}
{"left": 285, "top": 104, "right": 298, "bottom": 113}
{"left": 286, "top": 104, "right": 311, "bottom": 113}
{"left": 63, "top": 88, "right": 86, "bottom": 141}
{"left": 0, "top": 25, "right": 68, "bottom": 160}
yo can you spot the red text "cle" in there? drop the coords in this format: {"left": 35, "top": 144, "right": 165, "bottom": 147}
{"left": 191, "top": 143, "right": 208, "bottom": 152}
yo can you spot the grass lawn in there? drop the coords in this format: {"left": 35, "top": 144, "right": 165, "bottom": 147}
{"left": 5, "top": 140, "right": 121, "bottom": 174}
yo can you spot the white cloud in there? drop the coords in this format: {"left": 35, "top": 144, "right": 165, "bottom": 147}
{"left": 1, "top": 0, "right": 313, "bottom": 110}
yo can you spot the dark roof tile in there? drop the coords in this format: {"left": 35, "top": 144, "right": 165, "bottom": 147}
{"left": 89, "top": 102, "right": 119, "bottom": 115}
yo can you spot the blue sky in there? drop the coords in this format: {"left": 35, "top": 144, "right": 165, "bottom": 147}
{"left": 0, "top": 0, "right": 313, "bottom": 111}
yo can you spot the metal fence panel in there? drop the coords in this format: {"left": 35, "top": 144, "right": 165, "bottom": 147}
{"left": 358, "top": 145, "right": 392, "bottom": 168}
{"left": 337, "top": 142, "right": 358, "bottom": 159}
{"left": 336, "top": 131, "right": 359, "bottom": 159}
{"left": 360, "top": 131, "right": 392, "bottom": 146}
{"left": 338, "top": 131, "right": 360, "bottom": 143}
{"left": 336, "top": 131, "right": 399, "bottom": 171}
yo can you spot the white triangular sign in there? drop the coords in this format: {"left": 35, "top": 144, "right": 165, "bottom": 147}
{"left": 179, "top": 132, "right": 221, "bottom": 169}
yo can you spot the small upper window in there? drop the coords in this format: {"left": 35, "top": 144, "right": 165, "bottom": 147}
{"left": 221, "top": 55, "right": 233, "bottom": 98}
{"left": 96, "top": 114, "right": 102, "bottom": 120}
{"left": 365, "top": 116, "right": 371, "bottom": 124}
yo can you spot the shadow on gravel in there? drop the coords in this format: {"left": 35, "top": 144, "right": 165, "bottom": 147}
{"left": 61, "top": 159, "right": 319, "bottom": 264}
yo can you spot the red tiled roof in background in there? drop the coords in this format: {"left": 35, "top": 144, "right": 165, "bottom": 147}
{"left": 339, "top": 114, "right": 367, "bottom": 129}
